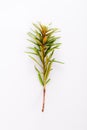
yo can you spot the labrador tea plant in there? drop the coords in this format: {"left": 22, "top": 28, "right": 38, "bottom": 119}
{"left": 25, "top": 23, "right": 63, "bottom": 112}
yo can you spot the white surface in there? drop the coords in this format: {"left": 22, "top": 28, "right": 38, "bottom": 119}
{"left": 0, "top": 0, "right": 87, "bottom": 130}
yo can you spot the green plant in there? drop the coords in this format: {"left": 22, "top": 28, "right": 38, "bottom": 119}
{"left": 25, "top": 22, "right": 64, "bottom": 112}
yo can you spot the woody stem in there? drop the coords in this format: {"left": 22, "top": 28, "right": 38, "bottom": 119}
{"left": 42, "top": 87, "right": 46, "bottom": 112}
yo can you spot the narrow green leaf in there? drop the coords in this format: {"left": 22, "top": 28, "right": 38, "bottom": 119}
{"left": 48, "top": 50, "right": 54, "bottom": 59}
{"left": 32, "top": 30, "right": 42, "bottom": 40}
{"left": 34, "top": 66, "right": 43, "bottom": 86}
{"left": 38, "top": 73, "right": 43, "bottom": 86}
{"left": 27, "top": 32, "right": 42, "bottom": 45}
{"left": 35, "top": 39, "right": 42, "bottom": 45}
{"left": 46, "top": 28, "right": 58, "bottom": 35}
{"left": 45, "top": 46, "right": 51, "bottom": 56}
{"left": 45, "top": 61, "right": 53, "bottom": 81}
{"left": 48, "top": 36, "right": 61, "bottom": 43}
{"left": 45, "top": 50, "right": 54, "bottom": 70}
{"left": 48, "top": 45, "right": 60, "bottom": 53}
{"left": 51, "top": 59, "right": 64, "bottom": 64}
{"left": 27, "top": 47, "right": 42, "bottom": 61}
{"left": 28, "top": 47, "right": 39, "bottom": 53}
{"left": 27, "top": 32, "right": 36, "bottom": 39}
{"left": 45, "top": 45, "right": 59, "bottom": 56}
{"left": 54, "top": 60, "right": 64, "bottom": 64}
{"left": 28, "top": 55, "right": 42, "bottom": 68}
{"left": 34, "top": 66, "right": 40, "bottom": 73}
{"left": 46, "top": 78, "right": 51, "bottom": 84}
{"left": 50, "top": 43, "right": 62, "bottom": 47}
{"left": 29, "top": 47, "right": 42, "bottom": 61}
{"left": 33, "top": 23, "right": 41, "bottom": 33}
{"left": 27, "top": 39, "right": 39, "bottom": 47}
{"left": 25, "top": 52, "right": 37, "bottom": 55}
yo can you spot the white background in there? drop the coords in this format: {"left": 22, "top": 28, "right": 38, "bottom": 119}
{"left": 0, "top": 0, "right": 87, "bottom": 130}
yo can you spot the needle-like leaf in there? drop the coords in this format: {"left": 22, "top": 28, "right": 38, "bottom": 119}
{"left": 46, "top": 78, "right": 51, "bottom": 84}
{"left": 35, "top": 66, "right": 44, "bottom": 85}
{"left": 28, "top": 55, "right": 42, "bottom": 68}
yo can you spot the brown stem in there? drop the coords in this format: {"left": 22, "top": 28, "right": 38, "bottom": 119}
{"left": 42, "top": 87, "right": 46, "bottom": 112}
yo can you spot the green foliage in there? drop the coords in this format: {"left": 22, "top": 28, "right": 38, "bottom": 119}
{"left": 26, "top": 23, "right": 63, "bottom": 86}
{"left": 35, "top": 66, "right": 43, "bottom": 85}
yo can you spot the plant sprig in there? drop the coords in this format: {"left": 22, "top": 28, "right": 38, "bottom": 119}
{"left": 25, "top": 22, "right": 64, "bottom": 112}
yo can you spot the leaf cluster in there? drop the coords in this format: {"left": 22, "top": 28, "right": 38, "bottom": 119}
{"left": 25, "top": 23, "right": 64, "bottom": 87}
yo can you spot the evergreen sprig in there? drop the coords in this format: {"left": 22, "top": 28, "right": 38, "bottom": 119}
{"left": 25, "top": 22, "right": 64, "bottom": 112}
